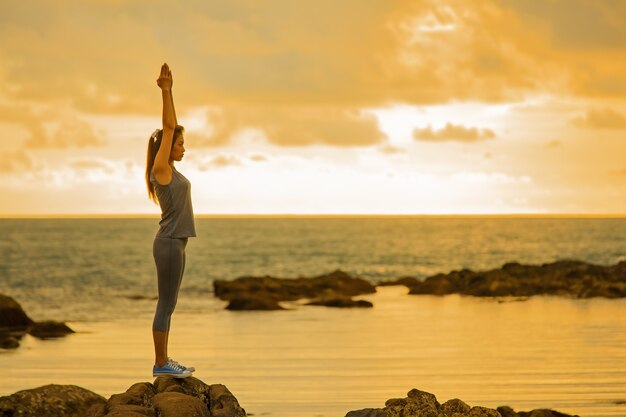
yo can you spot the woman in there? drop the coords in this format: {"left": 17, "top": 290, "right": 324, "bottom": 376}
{"left": 145, "top": 63, "right": 196, "bottom": 378}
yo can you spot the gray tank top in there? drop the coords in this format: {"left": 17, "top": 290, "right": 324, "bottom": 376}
{"left": 150, "top": 167, "right": 197, "bottom": 238}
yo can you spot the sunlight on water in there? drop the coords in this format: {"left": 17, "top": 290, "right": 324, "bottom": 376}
{"left": 2, "top": 287, "right": 625, "bottom": 417}
{"left": 1, "top": 218, "right": 625, "bottom": 416}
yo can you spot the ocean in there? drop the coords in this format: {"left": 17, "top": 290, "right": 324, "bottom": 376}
{"left": 1, "top": 217, "right": 625, "bottom": 416}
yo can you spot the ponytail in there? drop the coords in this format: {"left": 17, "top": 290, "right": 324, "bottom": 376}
{"left": 145, "top": 125, "right": 185, "bottom": 204}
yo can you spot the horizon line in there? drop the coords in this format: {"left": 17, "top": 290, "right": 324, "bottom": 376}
{"left": 1, "top": 213, "right": 625, "bottom": 219}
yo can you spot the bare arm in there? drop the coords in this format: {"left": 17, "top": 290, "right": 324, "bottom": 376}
{"left": 153, "top": 63, "right": 176, "bottom": 183}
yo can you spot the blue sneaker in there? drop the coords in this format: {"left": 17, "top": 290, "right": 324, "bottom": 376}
{"left": 153, "top": 358, "right": 192, "bottom": 378}
{"left": 168, "top": 357, "right": 195, "bottom": 373}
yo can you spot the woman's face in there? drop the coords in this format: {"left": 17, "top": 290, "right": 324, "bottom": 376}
{"left": 170, "top": 134, "right": 186, "bottom": 161}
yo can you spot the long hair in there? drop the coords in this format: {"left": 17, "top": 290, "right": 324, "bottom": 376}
{"left": 145, "top": 125, "right": 185, "bottom": 204}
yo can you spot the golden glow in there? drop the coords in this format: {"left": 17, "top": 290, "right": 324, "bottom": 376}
{"left": 0, "top": 0, "right": 624, "bottom": 214}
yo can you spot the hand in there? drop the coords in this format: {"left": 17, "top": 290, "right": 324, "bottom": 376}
{"left": 156, "top": 63, "right": 173, "bottom": 91}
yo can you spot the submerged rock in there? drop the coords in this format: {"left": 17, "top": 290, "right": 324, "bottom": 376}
{"left": 28, "top": 320, "right": 75, "bottom": 339}
{"left": 305, "top": 295, "right": 373, "bottom": 308}
{"left": 214, "top": 269, "right": 377, "bottom": 310}
{"left": 0, "top": 332, "right": 22, "bottom": 349}
{"left": 226, "top": 294, "right": 285, "bottom": 310}
{"left": 344, "top": 388, "right": 580, "bottom": 417}
{"left": 394, "top": 260, "right": 626, "bottom": 298}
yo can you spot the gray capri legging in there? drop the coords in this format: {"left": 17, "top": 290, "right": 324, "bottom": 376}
{"left": 152, "top": 236, "right": 188, "bottom": 332}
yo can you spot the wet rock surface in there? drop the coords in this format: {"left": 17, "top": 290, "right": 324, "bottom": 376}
{"left": 382, "top": 260, "right": 626, "bottom": 298}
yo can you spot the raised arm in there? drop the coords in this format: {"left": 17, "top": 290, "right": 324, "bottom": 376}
{"left": 153, "top": 63, "right": 176, "bottom": 183}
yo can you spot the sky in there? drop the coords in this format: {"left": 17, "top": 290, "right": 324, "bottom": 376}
{"left": 0, "top": 0, "right": 625, "bottom": 215}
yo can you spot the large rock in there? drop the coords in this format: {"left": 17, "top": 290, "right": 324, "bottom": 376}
{"left": 345, "top": 388, "right": 579, "bottom": 417}
{"left": 346, "top": 388, "right": 490, "bottom": 417}
{"left": 399, "top": 260, "right": 626, "bottom": 298}
{"left": 0, "top": 294, "right": 34, "bottom": 329}
{"left": 0, "top": 384, "right": 106, "bottom": 417}
{"left": 214, "top": 269, "right": 377, "bottom": 310}
{"left": 87, "top": 376, "right": 246, "bottom": 417}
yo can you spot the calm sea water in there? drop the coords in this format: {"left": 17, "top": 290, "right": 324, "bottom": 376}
{"left": 0, "top": 217, "right": 624, "bottom": 322}
{"left": 1, "top": 217, "right": 625, "bottom": 417}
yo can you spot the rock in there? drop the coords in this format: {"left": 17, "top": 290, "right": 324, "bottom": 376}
{"left": 153, "top": 392, "right": 210, "bottom": 417}
{"left": 226, "top": 294, "right": 285, "bottom": 310}
{"left": 28, "top": 320, "right": 75, "bottom": 339}
{"left": 305, "top": 293, "right": 373, "bottom": 308}
{"left": 209, "top": 384, "right": 247, "bottom": 417}
{"left": 0, "top": 384, "right": 106, "bottom": 417}
{"left": 86, "top": 376, "right": 246, "bottom": 417}
{"left": 215, "top": 269, "right": 377, "bottom": 310}
{"left": 345, "top": 409, "right": 390, "bottom": 417}
{"left": 377, "top": 276, "right": 420, "bottom": 287}
{"left": 344, "top": 388, "right": 579, "bottom": 417}
{"left": 0, "top": 294, "right": 34, "bottom": 329}
{"left": 125, "top": 294, "right": 158, "bottom": 301}
{"left": 469, "top": 406, "right": 502, "bottom": 417}
{"left": 496, "top": 406, "right": 580, "bottom": 417}
{"left": 405, "top": 260, "right": 626, "bottom": 299}
{"left": 0, "top": 333, "right": 22, "bottom": 349}
{"left": 441, "top": 398, "right": 471, "bottom": 415}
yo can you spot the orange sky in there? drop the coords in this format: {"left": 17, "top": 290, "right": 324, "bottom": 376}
{"left": 0, "top": 0, "right": 625, "bottom": 215}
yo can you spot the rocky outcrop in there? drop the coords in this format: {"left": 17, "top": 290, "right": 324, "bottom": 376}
{"left": 0, "top": 294, "right": 75, "bottom": 349}
{"left": 214, "top": 269, "right": 377, "bottom": 310}
{"left": 0, "top": 384, "right": 106, "bottom": 417}
{"left": 0, "top": 377, "right": 246, "bottom": 417}
{"left": 87, "top": 377, "right": 246, "bottom": 417}
{"left": 344, "top": 388, "right": 579, "bottom": 417}
{"left": 383, "top": 260, "right": 626, "bottom": 298}
{"left": 0, "top": 294, "right": 34, "bottom": 329}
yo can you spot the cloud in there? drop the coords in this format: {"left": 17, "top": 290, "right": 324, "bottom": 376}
{"left": 609, "top": 168, "right": 626, "bottom": 176}
{"left": 249, "top": 154, "right": 267, "bottom": 161}
{"left": 571, "top": 108, "right": 626, "bottom": 129}
{"left": 25, "top": 117, "right": 105, "bottom": 149}
{"left": 413, "top": 123, "right": 496, "bottom": 142}
{"left": 0, "top": 103, "right": 106, "bottom": 149}
{"left": 0, "top": 103, "right": 47, "bottom": 147}
{"left": 546, "top": 140, "right": 561, "bottom": 148}
{"left": 379, "top": 144, "right": 405, "bottom": 154}
{"left": 196, "top": 154, "right": 242, "bottom": 171}
{"left": 191, "top": 106, "right": 385, "bottom": 148}
{"left": 70, "top": 159, "right": 114, "bottom": 173}
{"left": 0, "top": 149, "right": 34, "bottom": 173}
{"left": 1, "top": 0, "right": 626, "bottom": 151}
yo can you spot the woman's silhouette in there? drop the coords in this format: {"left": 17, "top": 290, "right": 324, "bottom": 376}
{"left": 145, "top": 63, "right": 196, "bottom": 378}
